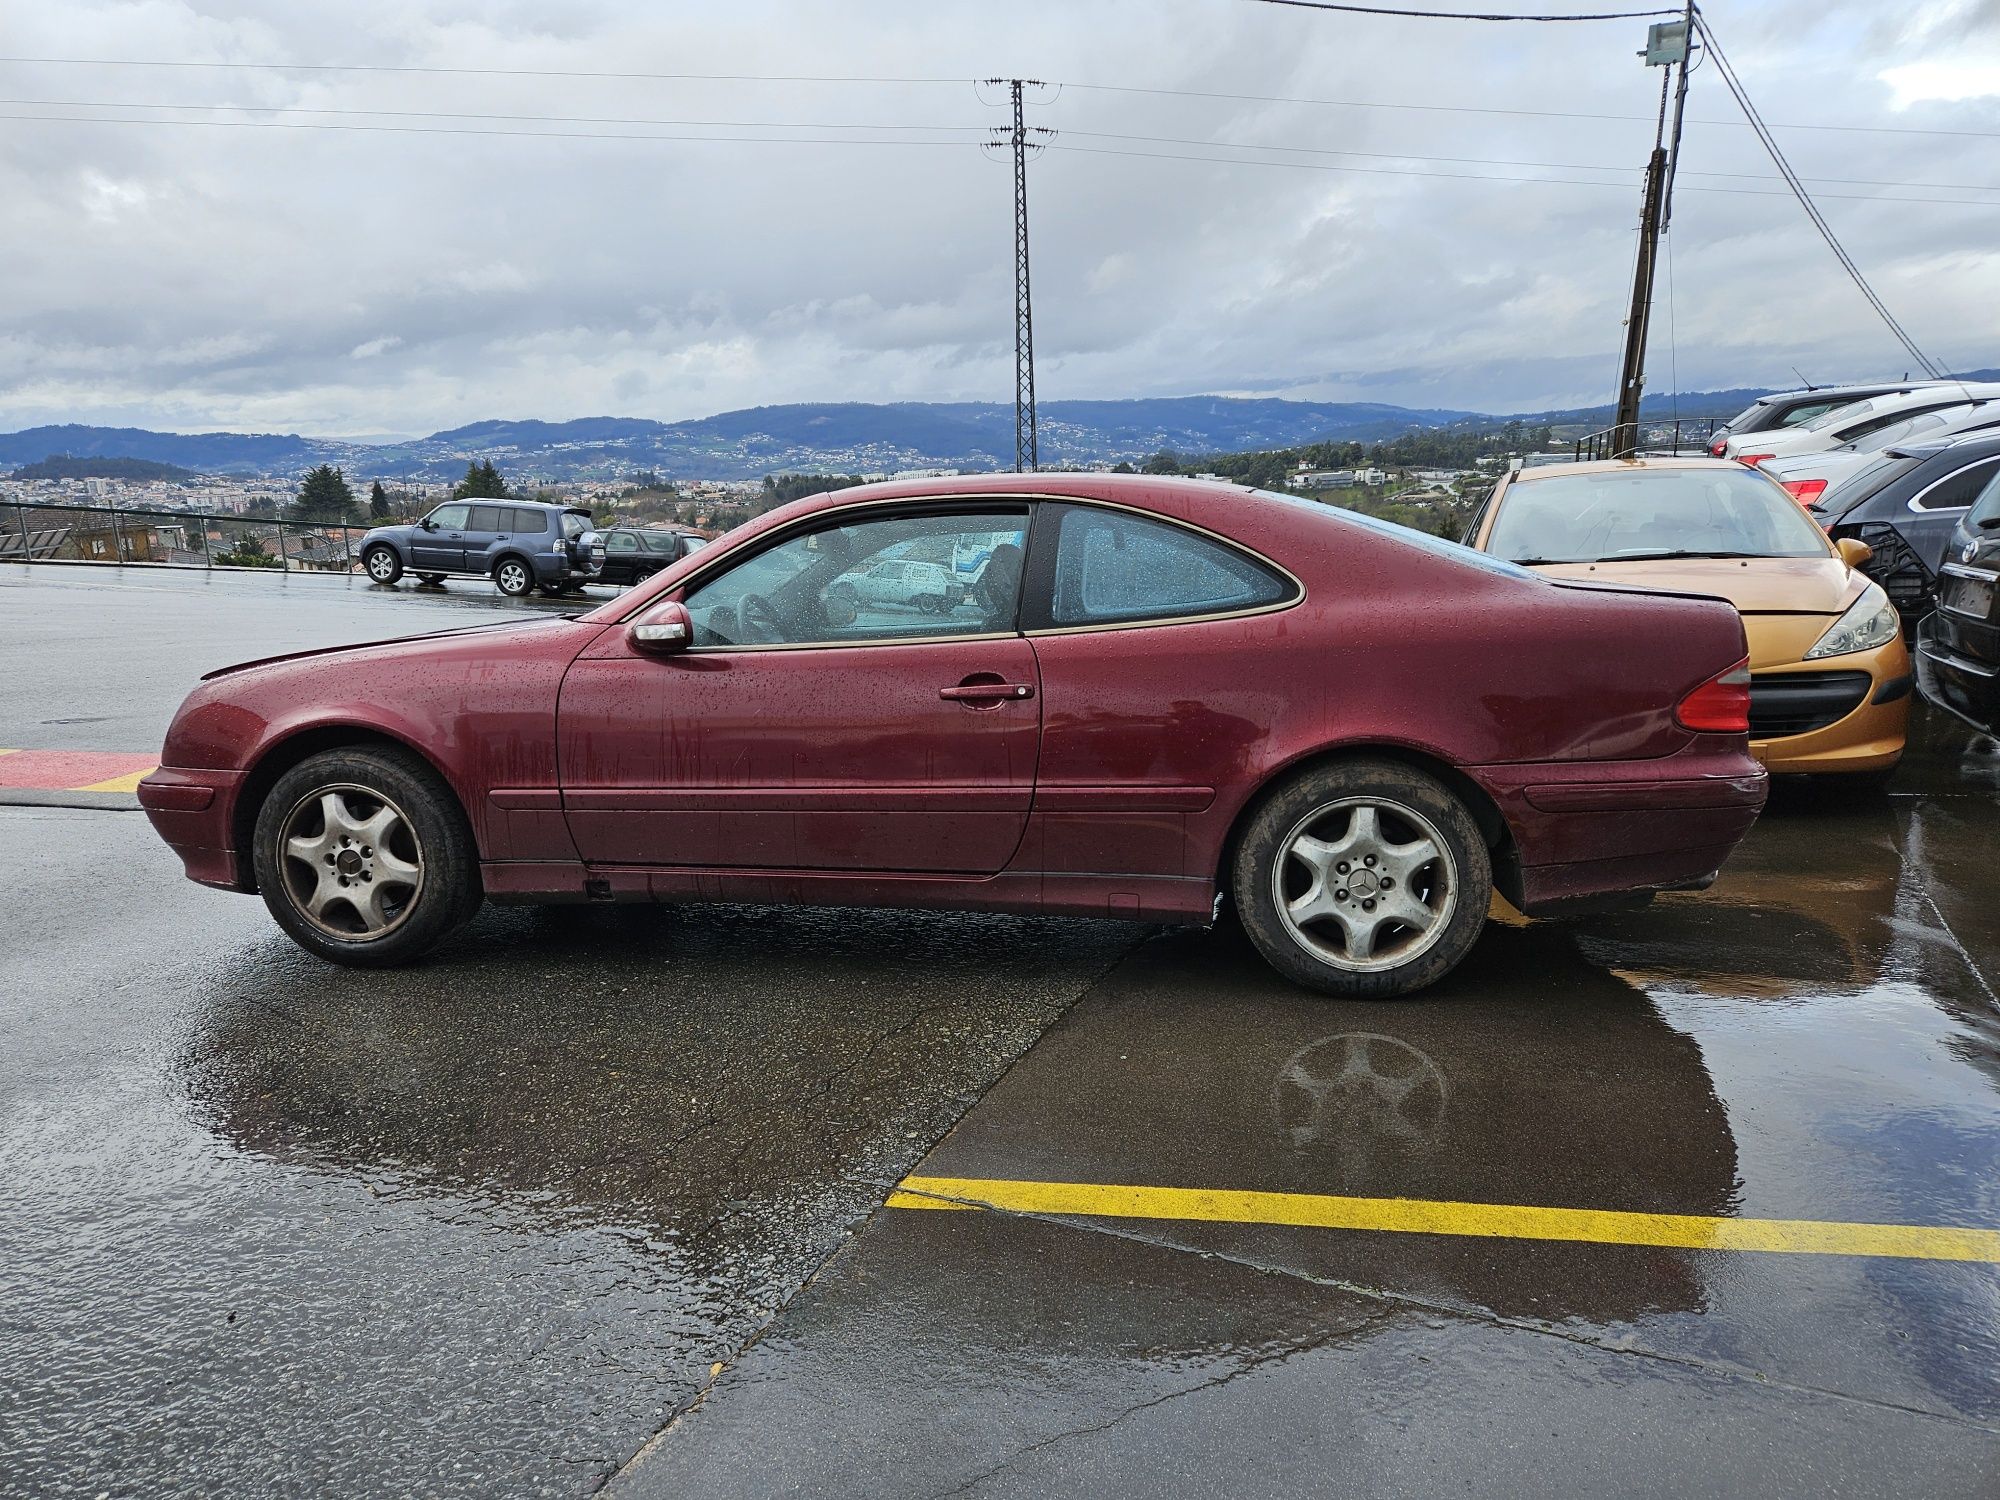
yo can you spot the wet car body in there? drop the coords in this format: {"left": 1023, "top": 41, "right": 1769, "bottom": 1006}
{"left": 1471, "top": 457, "right": 1910, "bottom": 779}
{"left": 1807, "top": 432, "right": 2000, "bottom": 628}
{"left": 138, "top": 475, "right": 1767, "bottom": 994}
{"left": 1916, "top": 468, "right": 2000, "bottom": 734}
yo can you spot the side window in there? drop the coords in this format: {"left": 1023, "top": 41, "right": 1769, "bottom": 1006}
{"left": 1915, "top": 458, "right": 2000, "bottom": 511}
{"left": 512, "top": 507, "right": 549, "bottom": 533}
{"left": 1841, "top": 403, "right": 1950, "bottom": 442}
{"left": 1777, "top": 400, "right": 1844, "bottom": 429}
{"left": 640, "top": 532, "right": 682, "bottom": 555}
{"left": 684, "top": 510, "right": 1029, "bottom": 648}
{"left": 466, "top": 504, "right": 504, "bottom": 533}
{"left": 606, "top": 532, "right": 640, "bottom": 553}
{"left": 427, "top": 503, "right": 469, "bottom": 530}
{"left": 1048, "top": 507, "right": 1293, "bottom": 627}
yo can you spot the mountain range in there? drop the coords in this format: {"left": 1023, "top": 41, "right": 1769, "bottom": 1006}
{"left": 6, "top": 379, "right": 1992, "bottom": 482}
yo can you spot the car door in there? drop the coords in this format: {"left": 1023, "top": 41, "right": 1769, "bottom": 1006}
{"left": 409, "top": 503, "right": 469, "bottom": 570}
{"left": 1018, "top": 502, "right": 1301, "bottom": 887}
{"left": 602, "top": 529, "right": 642, "bottom": 584}
{"left": 461, "top": 504, "right": 508, "bottom": 575}
{"left": 558, "top": 502, "right": 1039, "bottom": 873}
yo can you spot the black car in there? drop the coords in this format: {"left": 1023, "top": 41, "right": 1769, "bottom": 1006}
{"left": 1807, "top": 432, "right": 2000, "bottom": 628}
{"left": 583, "top": 526, "right": 708, "bottom": 587}
{"left": 1916, "top": 468, "right": 2000, "bottom": 734}
{"left": 1708, "top": 379, "right": 1942, "bottom": 455}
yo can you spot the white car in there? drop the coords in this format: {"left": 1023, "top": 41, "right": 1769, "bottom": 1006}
{"left": 830, "top": 556, "right": 962, "bottom": 614}
{"left": 1759, "top": 399, "right": 2000, "bottom": 507}
{"left": 1721, "top": 382, "right": 2000, "bottom": 466}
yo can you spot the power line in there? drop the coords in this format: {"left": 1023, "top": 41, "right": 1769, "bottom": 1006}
{"left": 3, "top": 55, "right": 1997, "bottom": 140}
{"left": 1246, "top": 0, "right": 1677, "bottom": 19}
{"left": 0, "top": 112, "right": 976, "bottom": 147}
{"left": 8, "top": 93, "right": 2000, "bottom": 196}
{"left": 1695, "top": 14, "right": 1945, "bottom": 379}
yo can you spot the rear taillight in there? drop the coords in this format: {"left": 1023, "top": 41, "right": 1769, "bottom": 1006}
{"left": 1708, "top": 438, "right": 1727, "bottom": 456}
{"left": 1737, "top": 453, "right": 1775, "bottom": 468}
{"left": 1780, "top": 478, "right": 1827, "bottom": 506}
{"left": 1675, "top": 660, "right": 1753, "bottom": 734}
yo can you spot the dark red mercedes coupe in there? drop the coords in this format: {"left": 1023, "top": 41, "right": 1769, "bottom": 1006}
{"left": 140, "top": 474, "right": 1767, "bottom": 997}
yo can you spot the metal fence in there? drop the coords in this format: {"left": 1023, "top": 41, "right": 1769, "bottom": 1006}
{"left": 1572, "top": 417, "right": 1720, "bottom": 463}
{"left": 0, "top": 498, "right": 380, "bottom": 574}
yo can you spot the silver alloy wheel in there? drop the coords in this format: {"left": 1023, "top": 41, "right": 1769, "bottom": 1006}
{"left": 277, "top": 783, "right": 426, "bottom": 939}
{"left": 1271, "top": 797, "right": 1458, "bottom": 972}
{"left": 497, "top": 560, "right": 529, "bottom": 595}
{"left": 366, "top": 549, "right": 397, "bottom": 581}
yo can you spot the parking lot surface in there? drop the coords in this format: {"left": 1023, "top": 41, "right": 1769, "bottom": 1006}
{"left": 3, "top": 563, "right": 1998, "bottom": 1497}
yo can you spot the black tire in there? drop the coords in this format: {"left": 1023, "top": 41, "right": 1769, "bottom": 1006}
{"left": 418, "top": 573, "right": 447, "bottom": 586}
{"left": 493, "top": 556, "right": 535, "bottom": 598}
{"left": 363, "top": 546, "right": 403, "bottom": 585}
{"left": 251, "top": 746, "right": 482, "bottom": 968}
{"left": 1231, "top": 758, "right": 1491, "bottom": 999}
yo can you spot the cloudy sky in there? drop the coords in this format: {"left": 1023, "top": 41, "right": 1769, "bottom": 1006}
{"left": 3, "top": 0, "right": 2000, "bottom": 436}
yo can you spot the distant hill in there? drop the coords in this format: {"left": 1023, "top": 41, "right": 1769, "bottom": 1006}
{"left": 9, "top": 453, "right": 201, "bottom": 482}
{"left": 6, "top": 377, "right": 1992, "bottom": 482}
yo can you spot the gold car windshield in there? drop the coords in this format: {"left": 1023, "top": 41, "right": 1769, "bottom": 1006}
{"left": 1489, "top": 468, "right": 1834, "bottom": 565}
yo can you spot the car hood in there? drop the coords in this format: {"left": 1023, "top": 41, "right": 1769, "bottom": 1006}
{"left": 1527, "top": 556, "right": 1863, "bottom": 616}
{"left": 199, "top": 616, "right": 576, "bottom": 681}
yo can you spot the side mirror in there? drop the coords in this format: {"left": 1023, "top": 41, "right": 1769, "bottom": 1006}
{"left": 1835, "top": 537, "right": 1874, "bottom": 569}
{"left": 420, "top": 518, "right": 437, "bottom": 531}
{"left": 629, "top": 600, "right": 693, "bottom": 654}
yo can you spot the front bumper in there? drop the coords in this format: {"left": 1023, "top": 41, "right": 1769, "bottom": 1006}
{"left": 1747, "top": 641, "right": 1911, "bottom": 776}
{"left": 137, "top": 765, "right": 249, "bottom": 890}
{"left": 1916, "top": 614, "right": 2000, "bottom": 736}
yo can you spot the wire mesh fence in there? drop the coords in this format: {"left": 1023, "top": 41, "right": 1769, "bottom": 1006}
{"left": 1, "top": 499, "right": 373, "bottom": 575}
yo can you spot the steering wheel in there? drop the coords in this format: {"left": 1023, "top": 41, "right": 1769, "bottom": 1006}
{"left": 737, "top": 592, "right": 784, "bottom": 644}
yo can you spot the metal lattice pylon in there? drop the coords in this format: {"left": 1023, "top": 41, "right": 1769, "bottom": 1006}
{"left": 986, "top": 80, "right": 1052, "bottom": 473}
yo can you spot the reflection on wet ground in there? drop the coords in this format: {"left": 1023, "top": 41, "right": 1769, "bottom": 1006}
{"left": 621, "top": 719, "right": 2000, "bottom": 1498}
{"left": 0, "top": 805, "right": 1134, "bottom": 1496}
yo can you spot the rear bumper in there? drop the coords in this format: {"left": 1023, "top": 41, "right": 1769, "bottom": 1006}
{"left": 137, "top": 766, "right": 249, "bottom": 890}
{"left": 1471, "top": 743, "right": 1767, "bottom": 918}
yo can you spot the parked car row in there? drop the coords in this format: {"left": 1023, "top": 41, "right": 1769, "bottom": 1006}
{"left": 356, "top": 499, "right": 710, "bottom": 598}
{"left": 1698, "top": 378, "right": 2000, "bottom": 736}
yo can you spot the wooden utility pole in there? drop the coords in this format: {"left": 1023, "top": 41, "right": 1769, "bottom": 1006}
{"left": 1611, "top": 3, "right": 1695, "bottom": 458}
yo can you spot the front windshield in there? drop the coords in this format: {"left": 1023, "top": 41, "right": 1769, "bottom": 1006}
{"left": 1799, "top": 398, "right": 1875, "bottom": 433}
{"left": 1486, "top": 467, "right": 1833, "bottom": 564}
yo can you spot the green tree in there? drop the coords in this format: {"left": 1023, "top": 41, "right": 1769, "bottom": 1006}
{"left": 1111, "top": 460, "right": 1136, "bottom": 474}
{"left": 290, "top": 464, "right": 360, "bottom": 523}
{"left": 368, "top": 478, "right": 391, "bottom": 519}
{"left": 452, "top": 459, "right": 508, "bottom": 499}
{"left": 1141, "top": 450, "right": 1183, "bottom": 475}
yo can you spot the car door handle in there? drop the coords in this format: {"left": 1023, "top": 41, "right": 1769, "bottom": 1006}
{"left": 939, "top": 682, "right": 1035, "bottom": 702}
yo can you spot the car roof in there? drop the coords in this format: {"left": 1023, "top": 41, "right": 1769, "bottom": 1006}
{"left": 1753, "top": 379, "right": 1941, "bottom": 406}
{"left": 1505, "top": 456, "right": 1744, "bottom": 484}
{"left": 1885, "top": 429, "right": 2000, "bottom": 463}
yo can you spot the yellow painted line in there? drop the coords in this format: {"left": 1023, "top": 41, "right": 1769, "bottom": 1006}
{"left": 73, "top": 766, "right": 157, "bottom": 794}
{"left": 887, "top": 1176, "right": 2000, "bottom": 1264}
{"left": 0, "top": 748, "right": 17, "bottom": 757}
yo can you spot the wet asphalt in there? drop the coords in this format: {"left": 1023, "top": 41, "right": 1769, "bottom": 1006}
{"left": 3, "top": 563, "right": 1999, "bottom": 1497}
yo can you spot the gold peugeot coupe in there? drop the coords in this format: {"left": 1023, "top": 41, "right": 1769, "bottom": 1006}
{"left": 1470, "top": 457, "right": 1909, "bottom": 782}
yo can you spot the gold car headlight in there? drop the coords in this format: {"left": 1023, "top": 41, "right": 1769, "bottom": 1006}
{"left": 1804, "top": 581, "right": 1899, "bottom": 660}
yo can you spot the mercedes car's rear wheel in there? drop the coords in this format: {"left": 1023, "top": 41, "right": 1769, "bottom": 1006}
{"left": 363, "top": 546, "right": 403, "bottom": 584}
{"left": 253, "top": 747, "right": 481, "bottom": 967}
{"left": 1233, "top": 758, "right": 1491, "bottom": 998}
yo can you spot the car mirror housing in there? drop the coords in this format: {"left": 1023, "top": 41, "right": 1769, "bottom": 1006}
{"left": 1835, "top": 537, "right": 1874, "bottom": 569}
{"left": 629, "top": 600, "right": 693, "bottom": 654}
